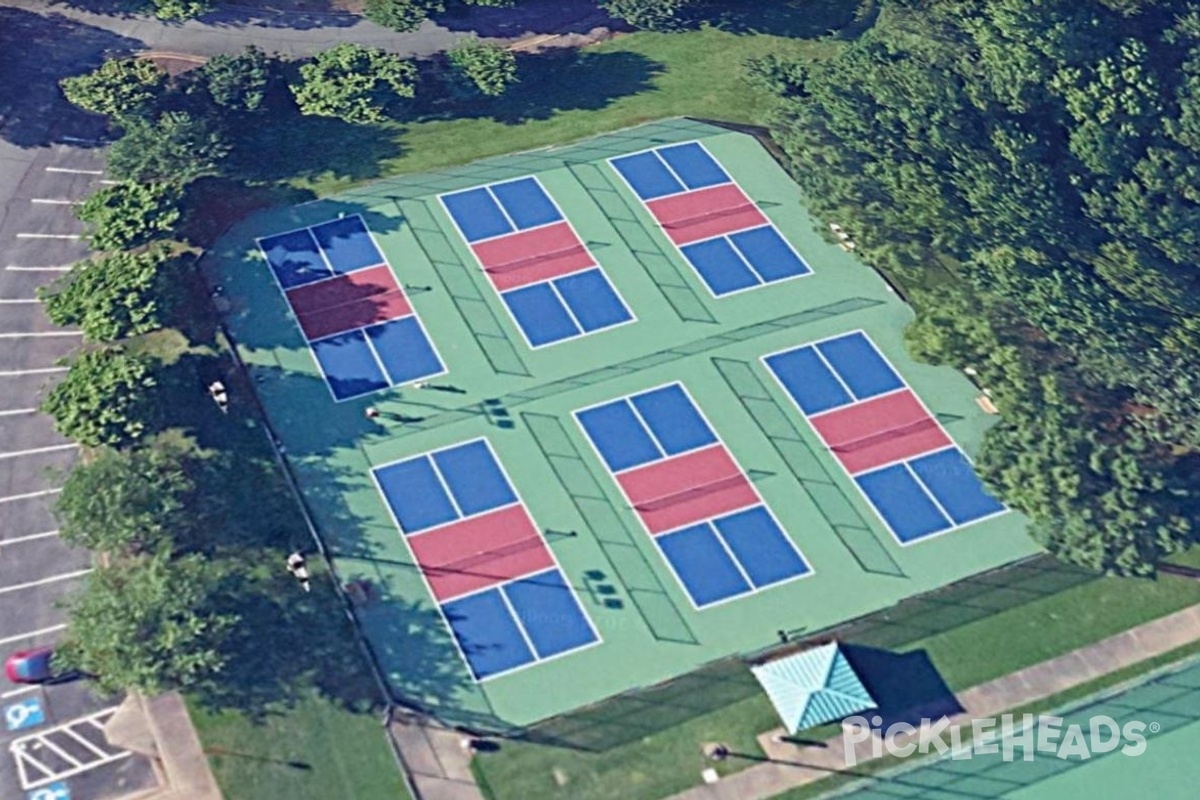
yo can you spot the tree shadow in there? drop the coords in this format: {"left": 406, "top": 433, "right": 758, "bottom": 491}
{"left": 224, "top": 101, "right": 405, "bottom": 185}
{"left": 687, "top": 0, "right": 869, "bottom": 39}
{"left": 197, "top": 4, "right": 359, "bottom": 31}
{"left": 434, "top": 0, "right": 628, "bottom": 37}
{"left": 0, "top": 8, "right": 142, "bottom": 148}
{"left": 412, "top": 49, "right": 663, "bottom": 125}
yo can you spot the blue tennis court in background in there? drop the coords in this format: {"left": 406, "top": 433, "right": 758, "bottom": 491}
{"left": 575, "top": 383, "right": 811, "bottom": 609}
{"left": 373, "top": 439, "right": 600, "bottom": 680}
{"left": 439, "top": 177, "right": 634, "bottom": 348}
{"left": 609, "top": 142, "right": 812, "bottom": 297}
{"left": 763, "top": 331, "right": 1008, "bottom": 544}
{"left": 257, "top": 215, "right": 446, "bottom": 401}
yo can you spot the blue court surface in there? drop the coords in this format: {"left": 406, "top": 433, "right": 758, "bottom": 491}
{"left": 501, "top": 267, "right": 634, "bottom": 348}
{"left": 679, "top": 226, "right": 811, "bottom": 297}
{"left": 609, "top": 141, "right": 732, "bottom": 200}
{"left": 311, "top": 316, "right": 445, "bottom": 402}
{"left": 575, "top": 383, "right": 811, "bottom": 609}
{"left": 856, "top": 448, "right": 1007, "bottom": 544}
{"left": 763, "top": 331, "right": 1008, "bottom": 544}
{"left": 373, "top": 439, "right": 600, "bottom": 681}
{"left": 440, "top": 177, "right": 563, "bottom": 243}
{"left": 609, "top": 141, "right": 812, "bottom": 296}
{"left": 374, "top": 439, "right": 518, "bottom": 534}
{"left": 442, "top": 568, "right": 599, "bottom": 680}
{"left": 258, "top": 214, "right": 384, "bottom": 288}
{"left": 763, "top": 330, "right": 905, "bottom": 416}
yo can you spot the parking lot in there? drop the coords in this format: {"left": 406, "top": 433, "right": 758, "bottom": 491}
{"left": 0, "top": 134, "right": 159, "bottom": 800}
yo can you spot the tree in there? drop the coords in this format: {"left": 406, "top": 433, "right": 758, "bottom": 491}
{"left": 107, "top": 111, "right": 230, "bottom": 183}
{"left": 149, "top": 0, "right": 213, "bottom": 21}
{"left": 56, "top": 552, "right": 237, "bottom": 695}
{"left": 363, "top": 0, "right": 443, "bottom": 31}
{"left": 56, "top": 444, "right": 194, "bottom": 556}
{"left": 75, "top": 182, "right": 181, "bottom": 251}
{"left": 757, "top": 0, "right": 1200, "bottom": 574}
{"left": 290, "top": 43, "right": 418, "bottom": 124}
{"left": 446, "top": 41, "right": 518, "bottom": 97}
{"left": 602, "top": 0, "right": 694, "bottom": 30}
{"left": 39, "top": 248, "right": 175, "bottom": 342}
{"left": 60, "top": 58, "right": 168, "bottom": 121}
{"left": 41, "top": 347, "right": 157, "bottom": 447}
{"left": 197, "top": 46, "right": 273, "bottom": 112}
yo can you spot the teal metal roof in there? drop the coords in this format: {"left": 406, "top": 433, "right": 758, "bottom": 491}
{"left": 751, "top": 642, "right": 875, "bottom": 733}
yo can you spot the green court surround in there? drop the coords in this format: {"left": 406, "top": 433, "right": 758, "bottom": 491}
{"left": 209, "top": 119, "right": 1039, "bottom": 731}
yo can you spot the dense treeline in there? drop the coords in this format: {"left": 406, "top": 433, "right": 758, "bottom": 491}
{"left": 751, "top": 0, "right": 1199, "bottom": 574}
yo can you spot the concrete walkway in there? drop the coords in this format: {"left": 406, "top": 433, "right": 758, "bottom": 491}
{"left": 390, "top": 714, "right": 485, "bottom": 800}
{"left": 1, "top": 0, "right": 611, "bottom": 58}
{"left": 668, "top": 602, "right": 1200, "bottom": 800}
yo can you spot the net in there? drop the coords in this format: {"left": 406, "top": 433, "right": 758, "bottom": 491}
{"left": 632, "top": 473, "right": 749, "bottom": 512}
{"left": 423, "top": 534, "right": 546, "bottom": 577}
{"left": 828, "top": 417, "right": 939, "bottom": 453}
{"left": 483, "top": 244, "right": 591, "bottom": 274}
{"left": 661, "top": 203, "right": 758, "bottom": 231}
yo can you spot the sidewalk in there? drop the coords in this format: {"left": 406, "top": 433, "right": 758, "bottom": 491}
{"left": 389, "top": 714, "right": 485, "bottom": 800}
{"left": 667, "top": 602, "right": 1200, "bottom": 800}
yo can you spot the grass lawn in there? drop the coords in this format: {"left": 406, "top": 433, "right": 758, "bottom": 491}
{"left": 189, "top": 688, "right": 410, "bottom": 800}
{"left": 471, "top": 570, "right": 1200, "bottom": 800}
{"left": 231, "top": 19, "right": 850, "bottom": 197}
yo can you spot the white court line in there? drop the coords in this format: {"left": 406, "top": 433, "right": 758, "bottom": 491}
{"left": 0, "top": 686, "right": 39, "bottom": 700}
{"left": 45, "top": 167, "right": 102, "bottom": 175}
{"left": 15, "top": 234, "right": 81, "bottom": 240}
{"left": 0, "top": 569, "right": 92, "bottom": 596}
{"left": 0, "top": 443, "right": 78, "bottom": 461}
{"left": 0, "top": 408, "right": 37, "bottom": 417}
{"left": 0, "top": 332, "right": 82, "bottom": 339}
{"left": 30, "top": 199, "right": 80, "bottom": 206}
{"left": 0, "top": 488, "right": 61, "bottom": 504}
{"left": 0, "top": 624, "right": 66, "bottom": 646}
{"left": 5, "top": 266, "right": 71, "bottom": 272}
{"left": 2, "top": 530, "right": 59, "bottom": 546}
{"left": 0, "top": 367, "right": 66, "bottom": 376}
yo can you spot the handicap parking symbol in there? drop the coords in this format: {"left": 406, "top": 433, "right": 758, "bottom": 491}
{"left": 27, "top": 782, "right": 70, "bottom": 800}
{"left": 4, "top": 697, "right": 45, "bottom": 731}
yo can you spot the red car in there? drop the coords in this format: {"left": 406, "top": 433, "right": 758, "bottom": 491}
{"left": 4, "top": 646, "right": 57, "bottom": 684}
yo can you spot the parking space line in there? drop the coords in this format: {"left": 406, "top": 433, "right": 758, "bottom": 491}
{"left": 0, "top": 444, "right": 78, "bottom": 461}
{"left": 0, "top": 332, "right": 82, "bottom": 339}
{"left": 11, "top": 707, "right": 131, "bottom": 790}
{"left": 0, "top": 625, "right": 67, "bottom": 646}
{"left": 59, "top": 136, "right": 103, "bottom": 145}
{"left": 63, "top": 727, "right": 112, "bottom": 759}
{"left": 5, "top": 266, "right": 71, "bottom": 272}
{"left": 2, "top": 530, "right": 59, "bottom": 545}
{"left": 0, "top": 570, "right": 92, "bottom": 596}
{"left": 14, "top": 234, "right": 82, "bottom": 240}
{"left": 45, "top": 167, "right": 102, "bottom": 175}
{"left": 0, "top": 367, "right": 67, "bottom": 376}
{"left": 0, "top": 408, "right": 38, "bottom": 417}
{"left": 0, "top": 686, "right": 39, "bottom": 700}
{"left": 0, "top": 488, "right": 61, "bottom": 504}
{"left": 30, "top": 199, "right": 81, "bottom": 206}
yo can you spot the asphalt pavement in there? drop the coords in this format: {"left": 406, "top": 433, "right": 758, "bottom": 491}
{"left": 0, "top": 23, "right": 160, "bottom": 795}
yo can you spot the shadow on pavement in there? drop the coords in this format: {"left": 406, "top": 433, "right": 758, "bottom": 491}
{"left": 0, "top": 8, "right": 143, "bottom": 148}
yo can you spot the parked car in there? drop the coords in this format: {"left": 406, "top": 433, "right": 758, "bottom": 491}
{"left": 4, "top": 646, "right": 57, "bottom": 684}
